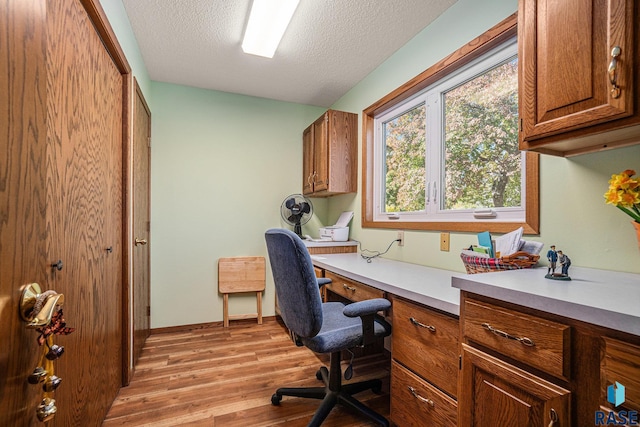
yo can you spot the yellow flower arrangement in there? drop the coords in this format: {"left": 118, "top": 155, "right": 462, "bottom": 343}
{"left": 604, "top": 169, "right": 640, "bottom": 223}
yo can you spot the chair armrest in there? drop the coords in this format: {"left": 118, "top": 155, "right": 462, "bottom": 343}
{"left": 317, "top": 278, "right": 331, "bottom": 288}
{"left": 342, "top": 298, "right": 390, "bottom": 317}
{"left": 343, "top": 298, "right": 391, "bottom": 347}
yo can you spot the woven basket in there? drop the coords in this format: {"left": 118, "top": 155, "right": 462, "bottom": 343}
{"left": 460, "top": 251, "right": 540, "bottom": 274}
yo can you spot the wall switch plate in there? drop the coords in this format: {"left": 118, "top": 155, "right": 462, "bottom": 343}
{"left": 397, "top": 231, "right": 404, "bottom": 246}
{"left": 440, "top": 232, "right": 450, "bottom": 251}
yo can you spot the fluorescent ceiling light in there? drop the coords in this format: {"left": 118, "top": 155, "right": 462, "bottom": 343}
{"left": 242, "top": 0, "right": 300, "bottom": 58}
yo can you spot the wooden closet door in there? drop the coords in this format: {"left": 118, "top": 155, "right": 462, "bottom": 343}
{"left": 46, "top": 0, "right": 123, "bottom": 425}
{"left": 132, "top": 80, "right": 151, "bottom": 372}
{"left": 0, "top": 1, "right": 49, "bottom": 425}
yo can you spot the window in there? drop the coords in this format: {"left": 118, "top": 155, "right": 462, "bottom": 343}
{"left": 363, "top": 15, "right": 539, "bottom": 233}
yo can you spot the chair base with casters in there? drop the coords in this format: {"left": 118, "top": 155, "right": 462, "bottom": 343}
{"left": 265, "top": 228, "right": 391, "bottom": 427}
{"left": 271, "top": 350, "right": 388, "bottom": 427}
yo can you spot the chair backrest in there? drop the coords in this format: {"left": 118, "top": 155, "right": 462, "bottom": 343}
{"left": 265, "top": 228, "right": 323, "bottom": 339}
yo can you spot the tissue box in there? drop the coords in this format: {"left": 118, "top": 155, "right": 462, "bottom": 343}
{"left": 319, "top": 226, "right": 349, "bottom": 242}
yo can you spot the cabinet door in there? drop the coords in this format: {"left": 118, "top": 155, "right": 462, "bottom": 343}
{"left": 458, "top": 344, "right": 570, "bottom": 427}
{"left": 519, "top": 0, "right": 635, "bottom": 146}
{"left": 312, "top": 113, "right": 329, "bottom": 193}
{"left": 302, "top": 125, "right": 314, "bottom": 194}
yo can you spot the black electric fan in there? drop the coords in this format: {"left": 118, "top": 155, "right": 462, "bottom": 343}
{"left": 280, "top": 194, "right": 313, "bottom": 237}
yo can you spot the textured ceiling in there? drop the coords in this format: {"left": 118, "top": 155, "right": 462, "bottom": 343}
{"left": 121, "top": 0, "right": 458, "bottom": 107}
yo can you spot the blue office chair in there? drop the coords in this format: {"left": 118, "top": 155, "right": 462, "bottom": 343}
{"left": 265, "top": 228, "right": 391, "bottom": 427}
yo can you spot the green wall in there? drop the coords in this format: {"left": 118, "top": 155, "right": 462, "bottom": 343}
{"left": 149, "top": 83, "right": 326, "bottom": 327}
{"left": 104, "top": 0, "right": 639, "bottom": 329}
{"left": 329, "top": 0, "right": 640, "bottom": 275}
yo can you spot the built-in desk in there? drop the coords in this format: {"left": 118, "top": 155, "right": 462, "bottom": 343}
{"left": 453, "top": 267, "right": 640, "bottom": 427}
{"left": 311, "top": 253, "right": 462, "bottom": 426}
{"left": 311, "top": 255, "right": 640, "bottom": 427}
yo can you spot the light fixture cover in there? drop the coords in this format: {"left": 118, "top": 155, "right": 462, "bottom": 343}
{"left": 242, "top": 0, "right": 300, "bottom": 58}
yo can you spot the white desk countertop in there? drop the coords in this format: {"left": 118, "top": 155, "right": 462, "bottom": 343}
{"left": 452, "top": 266, "right": 640, "bottom": 337}
{"left": 311, "top": 254, "right": 640, "bottom": 336}
{"left": 310, "top": 253, "right": 462, "bottom": 316}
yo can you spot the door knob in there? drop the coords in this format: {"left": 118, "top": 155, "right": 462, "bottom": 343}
{"left": 134, "top": 238, "right": 147, "bottom": 246}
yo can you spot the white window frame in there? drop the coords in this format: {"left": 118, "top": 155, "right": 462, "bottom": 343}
{"left": 361, "top": 15, "right": 539, "bottom": 234}
{"left": 373, "top": 38, "right": 522, "bottom": 223}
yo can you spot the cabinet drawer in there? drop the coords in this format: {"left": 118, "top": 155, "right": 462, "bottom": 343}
{"left": 463, "top": 299, "right": 570, "bottom": 379}
{"left": 323, "top": 272, "right": 384, "bottom": 302}
{"left": 392, "top": 297, "right": 459, "bottom": 397}
{"left": 601, "top": 337, "right": 640, "bottom": 412}
{"left": 391, "top": 360, "right": 457, "bottom": 427}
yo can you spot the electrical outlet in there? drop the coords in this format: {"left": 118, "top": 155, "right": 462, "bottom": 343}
{"left": 397, "top": 231, "right": 404, "bottom": 247}
{"left": 440, "top": 232, "right": 450, "bottom": 251}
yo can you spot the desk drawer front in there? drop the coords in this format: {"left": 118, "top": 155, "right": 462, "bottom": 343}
{"left": 601, "top": 337, "right": 640, "bottom": 412}
{"left": 463, "top": 299, "right": 570, "bottom": 379}
{"left": 391, "top": 360, "right": 457, "bottom": 427}
{"left": 323, "top": 271, "right": 384, "bottom": 302}
{"left": 392, "top": 297, "right": 459, "bottom": 397}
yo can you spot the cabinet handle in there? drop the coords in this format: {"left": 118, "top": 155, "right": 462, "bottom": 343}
{"left": 481, "top": 322, "right": 535, "bottom": 347}
{"left": 409, "top": 317, "right": 436, "bottom": 332}
{"left": 342, "top": 284, "right": 356, "bottom": 292}
{"left": 548, "top": 408, "right": 558, "bottom": 426}
{"left": 608, "top": 46, "right": 622, "bottom": 99}
{"left": 408, "top": 386, "right": 435, "bottom": 407}
{"left": 426, "top": 182, "right": 430, "bottom": 205}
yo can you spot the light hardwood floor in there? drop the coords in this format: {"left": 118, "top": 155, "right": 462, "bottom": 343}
{"left": 103, "top": 317, "right": 390, "bottom": 426}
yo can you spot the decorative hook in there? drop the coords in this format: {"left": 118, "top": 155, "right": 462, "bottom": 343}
{"left": 20, "top": 283, "right": 74, "bottom": 423}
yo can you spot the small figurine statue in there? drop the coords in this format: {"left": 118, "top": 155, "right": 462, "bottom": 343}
{"left": 557, "top": 250, "right": 571, "bottom": 276}
{"left": 546, "top": 245, "right": 557, "bottom": 274}
{"left": 545, "top": 248, "right": 571, "bottom": 280}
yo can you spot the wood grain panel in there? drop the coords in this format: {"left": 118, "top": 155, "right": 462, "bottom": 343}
{"left": 306, "top": 244, "right": 357, "bottom": 255}
{"left": 519, "top": 0, "right": 640, "bottom": 155}
{"left": 392, "top": 297, "right": 459, "bottom": 397}
{"left": 0, "top": 1, "right": 49, "bottom": 425}
{"left": 458, "top": 344, "right": 571, "bottom": 427}
{"left": 463, "top": 299, "right": 570, "bottom": 379}
{"left": 323, "top": 271, "right": 384, "bottom": 303}
{"left": 46, "top": 0, "right": 123, "bottom": 425}
{"left": 390, "top": 361, "right": 457, "bottom": 427}
{"left": 601, "top": 337, "right": 640, "bottom": 412}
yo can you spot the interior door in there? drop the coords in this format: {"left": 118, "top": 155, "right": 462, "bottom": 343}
{"left": 45, "top": 0, "right": 124, "bottom": 424}
{"left": 0, "top": 1, "right": 49, "bottom": 425}
{"left": 132, "top": 79, "right": 151, "bottom": 370}
{"left": 1, "top": 0, "right": 129, "bottom": 425}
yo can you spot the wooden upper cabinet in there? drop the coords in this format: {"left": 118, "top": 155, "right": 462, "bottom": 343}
{"left": 302, "top": 109, "right": 357, "bottom": 196}
{"left": 519, "top": 0, "right": 640, "bottom": 156}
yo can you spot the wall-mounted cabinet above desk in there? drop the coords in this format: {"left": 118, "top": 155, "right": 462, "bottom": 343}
{"left": 518, "top": 0, "right": 640, "bottom": 156}
{"left": 302, "top": 110, "right": 357, "bottom": 196}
